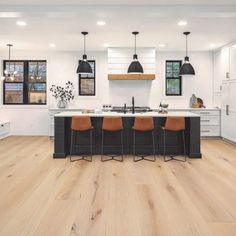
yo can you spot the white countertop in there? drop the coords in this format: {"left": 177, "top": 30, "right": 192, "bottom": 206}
{"left": 49, "top": 107, "right": 220, "bottom": 111}
{"left": 54, "top": 111, "right": 200, "bottom": 117}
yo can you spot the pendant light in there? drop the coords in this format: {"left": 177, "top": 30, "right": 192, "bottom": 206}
{"left": 3, "top": 44, "right": 17, "bottom": 81}
{"left": 128, "top": 31, "right": 144, "bottom": 74}
{"left": 76, "top": 32, "right": 92, "bottom": 74}
{"left": 179, "top": 32, "right": 195, "bottom": 76}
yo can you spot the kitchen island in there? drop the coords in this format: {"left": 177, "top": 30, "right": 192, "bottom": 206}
{"left": 53, "top": 111, "right": 201, "bottom": 158}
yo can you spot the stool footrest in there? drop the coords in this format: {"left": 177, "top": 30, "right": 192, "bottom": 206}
{"left": 70, "top": 155, "right": 92, "bottom": 162}
{"left": 101, "top": 154, "right": 123, "bottom": 162}
{"left": 164, "top": 155, "right": 186, "bottom": 162}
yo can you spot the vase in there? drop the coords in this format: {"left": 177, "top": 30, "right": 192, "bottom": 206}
{"left": 57, "top": 99, "right": 67, "bottom": 109}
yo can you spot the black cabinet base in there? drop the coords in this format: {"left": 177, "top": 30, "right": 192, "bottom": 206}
{"left": 53, "top": 116, "right": 202, "bottom": 159}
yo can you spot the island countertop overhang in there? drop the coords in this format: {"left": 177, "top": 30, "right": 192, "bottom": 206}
{"left": 54, "top": 111, "right": 200, "bottom": 118}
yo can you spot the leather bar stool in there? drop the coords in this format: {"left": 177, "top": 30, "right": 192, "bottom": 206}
{"left": 162, "top": 117, "right": 186, "bottom": 162}
{"left": 132, "top": 117, "right": 156, "bottom": 162}
{"left": 70, "top": 116, "right": 93, "bottom": 162}
{"left": 101, "top": 117, "right": 123, "bottom": 162}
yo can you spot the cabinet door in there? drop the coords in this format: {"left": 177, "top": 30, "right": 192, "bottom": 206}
{"left": 221, "top": 82, "right": 230, "bottom": 139}
{"left": 230, "top": 46, "right": 236, "bottom": 80}
{"left": 221, "top": 81, "right": 236, "bottom": 142}
{"left": 213, "top": 47, "right": 230, "bottom": 93}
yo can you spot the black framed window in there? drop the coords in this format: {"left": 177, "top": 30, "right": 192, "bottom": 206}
{"left": 78, "top": 60, "right": 96, "bottom": 96}
{"left": 3, "top": 60, "right": 47, "bottom": 104}
{"left": 166, "top": 60, "right": 182, "bottom": 96}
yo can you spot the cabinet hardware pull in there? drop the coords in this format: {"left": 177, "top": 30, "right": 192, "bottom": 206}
{"left": 201, "top": 120, "right": 210, "bottom": 122}
{"left": 202, "top": 130, "right": 210, "bottom": 133}
{"left": 200, "top": 112, "right": 210, "bottom": 114}
{"left": 226, "top": 105, "right": 229, "bottom": 116}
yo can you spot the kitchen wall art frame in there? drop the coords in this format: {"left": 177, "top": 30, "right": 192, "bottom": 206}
{"left": 78, "top": 60, "right": 96, "bottom": 96}
{"left": 165, "top": 60, "right": 182, "bottom": 96}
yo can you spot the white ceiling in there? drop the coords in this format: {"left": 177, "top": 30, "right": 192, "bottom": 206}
{"left": 0, "top": 2, "right": 236, "bottom": 52}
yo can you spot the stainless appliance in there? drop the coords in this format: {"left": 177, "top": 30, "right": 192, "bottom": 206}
{"left": 111, "top": 106, "right": 152, "bottom": 113}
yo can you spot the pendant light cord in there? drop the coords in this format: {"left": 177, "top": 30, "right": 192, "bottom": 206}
{"left": 185, "top": 34, "right": 188, "bottom": 57}
{"left": 134, "top": 34, "right": 136, "bottom": 55}
{"left": 8, "top": 45, "right": 11, "bottom": 62}
{"left": 84, "top": 34, "right": 86, "bottom": 55}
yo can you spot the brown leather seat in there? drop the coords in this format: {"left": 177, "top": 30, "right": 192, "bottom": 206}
{"left": 162, "top": 117, "right": 185, "bottom": 131}
{"left": 132, "top": 117, "right": 154, "bottom": 131}
{"left": 102, "top": 117, "right": 123, "bottom": 131}
{"left": 71, "top": 116, "right": 93, "bottom": 131}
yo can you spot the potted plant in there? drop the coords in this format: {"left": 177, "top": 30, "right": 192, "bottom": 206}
{"left": 50, "top": 81, "right": 75, "bottom": 108}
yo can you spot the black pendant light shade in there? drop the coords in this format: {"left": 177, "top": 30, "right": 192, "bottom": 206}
{"left": 76, "top": 32, "right": 92, "bottom": 74}
{"left": 179, "top": 32, "right": 195, "bottom": 76}
{"left": 128, "top": 32, "right": 144, "bottom": 74}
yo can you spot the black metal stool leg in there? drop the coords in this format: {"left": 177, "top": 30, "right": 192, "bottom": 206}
{"left": 101, "top": 130, "right": 105, "bottom": 161}
{"left": 88, "top": 129, "right": 93, "bottom": 162}
{"left": 182, "top": 130, "right": 187, "bottom": 162}
{"left": 152, "top": 130, "right": 156, "bottom": 162}
{"left": 133, "top": 130, "right": 156, "bottom": 162}
{"left": 164, "top": 130, "right": 187, "bottom": 162}
{"left": 70, "top": 130, "right": 74, "bottom": 162}
{"left": 121, "top": 130, "right": 124, "bottom": 162}
{"left": 163, "top": 130, "right": 167, "bottom": 162}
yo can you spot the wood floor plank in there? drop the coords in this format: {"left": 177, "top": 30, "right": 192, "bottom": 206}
{"left": 0, "top": 137, "right": 236, "bottom": 236}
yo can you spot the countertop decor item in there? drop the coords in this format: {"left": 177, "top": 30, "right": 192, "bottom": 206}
{"left": 190, "top": 94, "right": 197, "bottom": 107}
{"left": 128, "top": 31, "right": 144, "bottom": 74}
{"left": 76, "top": 32, "right": 92, "bottom": 74}
{"left": 179, "top": 32, "right": 195, "bottom": 76}
{"left": 159, "top": 103, "right": 169, "bottom": 113}
{"left": 50, "top": 81, "right": 75, "bottom": 108}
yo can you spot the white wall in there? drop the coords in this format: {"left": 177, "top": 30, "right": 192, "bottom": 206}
{"left": 0, "top": 49, "right": 214, "bottom": 135}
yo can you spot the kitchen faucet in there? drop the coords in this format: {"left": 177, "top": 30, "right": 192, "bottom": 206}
{"left": 132, "top": 96, "right": 135, "bottom": 114}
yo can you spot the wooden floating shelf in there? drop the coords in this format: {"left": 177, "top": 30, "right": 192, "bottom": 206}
{"left": 108, "top": 74, "right": 156, "bottom": 80}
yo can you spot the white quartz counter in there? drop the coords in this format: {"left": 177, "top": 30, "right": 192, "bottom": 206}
{"left": 54, "top": 111, "right": 200, "bottom": 117}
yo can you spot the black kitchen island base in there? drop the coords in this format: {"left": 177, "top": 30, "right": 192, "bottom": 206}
{"left": 53, "top": 116, "right": 202, "bottom": 159}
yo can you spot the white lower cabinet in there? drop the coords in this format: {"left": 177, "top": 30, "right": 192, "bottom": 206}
{"left": 190, "top": 109, "right": 221, "bottom": 137}
{"left": 0, "top": 121, "right": 10, "bottom": 139}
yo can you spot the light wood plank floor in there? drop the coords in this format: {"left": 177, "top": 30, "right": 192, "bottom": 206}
{"left": 0, "top": 136, "right": 236, "bottom": 236}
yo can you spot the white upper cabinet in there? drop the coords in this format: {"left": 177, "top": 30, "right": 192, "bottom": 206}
{"left": 229, "top": 46, "right": 236, "bottom": 80}
{"left": 213, "top": 47, "right": 230, "bottom": 93}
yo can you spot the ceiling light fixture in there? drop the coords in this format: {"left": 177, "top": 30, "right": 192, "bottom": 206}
{"left": 103, "top": 43, "right": 110, "bottom": 47}
{"left": 16, "top": 21, "right": 27, "bottom": 26}
{"left": 128, "top": 31, "right": 143, "bottom": 74}
{"left": 49, "top": 43, "right": 56, "bottom": 48}
{"left": 179, "top": 32, "right": 195, "bottom": 76}
{"left": 97, "top": 21, "right": 106, "bottom": 26}
{"left": 158, "top": 44, "right": 166, "bottom": 48}
{"left": 3, "top": 44, "right": 17, "bottom": 81}
{"left": 178, "top": 20, "right": 187, "bottom": 26}
{"left": 210, "top": 43, "right": 216, "bottom": 48}
{"left": 76, "top": 32, "right": 92, "bottom": 74}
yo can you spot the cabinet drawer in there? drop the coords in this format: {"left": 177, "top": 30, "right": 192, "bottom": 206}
{"left": 201, "top": 116, "right": 220, "bottom": 125}
{"left": 192, "top": 110, "right": 220, "bottom": 116}
{"left": 201, "top": 125, "right": 220, "bottom": 136}
{"left": 0, "top": 122, "right": 10, "bottom": 136}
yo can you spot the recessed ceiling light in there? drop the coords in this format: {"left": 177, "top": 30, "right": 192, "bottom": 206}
{"left": 158, "top": 44, "right": 166, "bottom": 48}
{"left": 232, "top": 44, "right": 236, "bottom": 48}
{"left": 210, "top": 43, "right": 216, "bottom": 48}
{"left": 178, "top": 21, "right": 187, "bottom": 26}
{"left": 16, "top": 21, "right": 27, "bottom": 26}
{"left": 97, "top": 21, "right": 106, "bottom": 26}
{"left": 49, "top": 43, "right": 56, "bottom": 48}
{"left": 103, "top": 43, "right": 110, "bottom": 47}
